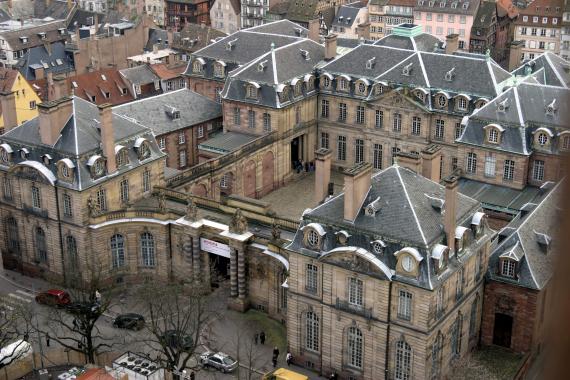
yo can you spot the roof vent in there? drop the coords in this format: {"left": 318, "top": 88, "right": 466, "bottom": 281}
{"left": 534, "top": 230, "right": 551, "bottom": 253}
{"left": 425, "top": 194, "right": 445, "bottom": 213}
{"left": 347, "top": 17, "right": 351, "bottom": 24}
{"left": 295, "top": 27, "right": 303, "bottom": 36}
{"left": 444, "top": 67, "right": 455, "bottom": 81}
{"left": 165, "top": 105, "right": 180, "bottom": 120}
{"left": 520, "top": 202, "right": 537, "bottom": 218}
{"left": 226, "top": 38, "right": 238, "bottom": 51}
{"left": 497, "top": 98, "right": 509, "bottom": 112}
{"left": 366, "top": 57, "right": 376, "bottom": 69}
{"left": 545, "top": 99, "right": 557, "bottom": 116}
{"left": 365, "top": 197, "right": 381, "bottom": 216}
{"left": 402, "top": 62, "right": 413, "bottom": 76}
{"left": 300, "top": 49, "right": 310, "bottom": 60}
{"left": 257, "top": 60, "right": 268, "bottom": 71}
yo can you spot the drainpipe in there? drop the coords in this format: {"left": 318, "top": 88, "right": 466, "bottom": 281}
{"left": 54, "top": 186, "right": 67, "bottom": 285}
{"left": 385, "top": 281, "right": 393, "bottom": 380}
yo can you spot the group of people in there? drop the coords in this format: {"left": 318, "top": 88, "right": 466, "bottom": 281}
{"left": 293, "top": 160, "right": 315, "bottom": 174}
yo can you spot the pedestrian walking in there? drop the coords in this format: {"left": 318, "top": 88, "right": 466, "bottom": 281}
{"left": 329, "top": 371, "right": 338, "bottom": 380}
{"left": 260, "top": 331, "right": 266, "bottom": 344}
{"left": 286, "top": 352, "right": 292, "bottom": 366}
{"left": 254, "top": 333, "right": 259, "bottom": 345}
{"left": 272, "top": 357, "right": 277, "bottom": 368}
{"left": 189, "top": 371, "right": 195, "bottom": 380}
{"left": 272, "top": 346, "right": 280, "bottom": 360}
{"left": 45, "top": 333, "right": 50, "bottom": 347}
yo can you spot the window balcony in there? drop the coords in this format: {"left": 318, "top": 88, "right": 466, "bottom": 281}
{"left": 23, "top": 204, "right": 48, "bottom": 218}
{"left": 335, "top": 298, "right": 372, "bottom": 320}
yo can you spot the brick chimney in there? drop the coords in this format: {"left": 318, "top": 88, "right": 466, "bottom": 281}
{"left": 421, "top": 144, "right": 442, "bottom": 182}
{"left": 314, "top": 148, "right": 332, "bottom": 204}
{"left": 444, "top": 175, "right": 459, "bottom": 253}
{"left": 308, "top": 18, "right": 320, "bottom": 42}
{"left": 356, "top": 22, "right": 371, "bottom": 40}
{"left": 52, "top": 75, "right": 68, "bottom": 100}
{"left": 98, "top": 103, "right": 117, "bottom": 174}
{"left": 508, "top": 41, "right": 524, "bottom": 72}
{"left": 324, "top": 33, "right": 337, "bottom": 60}
{"left": 0, "top": 91, "right": 17, "bottom": 132}
{"left": 343, "top": 162, "right": 372, "bottom": 222}
{"left": 445, "top": 34, "right": 459, "bottom": 54}
{"left": 39, "top": 97, "right": 73, "bottom": 146}
{"left": 396, "top": 152, "right": 422, "bottom": 174}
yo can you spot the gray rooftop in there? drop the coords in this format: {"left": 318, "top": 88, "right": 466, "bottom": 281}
{"left": 119, "top": 65, "right": 160, "bottom": 85}
{"left": 198, "top": 131, "right": 259, "bottom": 154}
{"left": 332, "top": 4, "right": 364, "bottom": 28}
{"left": 512, "top": 52, "right": 570, "bottom": 88}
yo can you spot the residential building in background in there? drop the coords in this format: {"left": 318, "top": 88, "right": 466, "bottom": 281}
{"left": 57, "top": 68, "right": 135, "bottom": 105}
{"left": 119, "top": 65, "right": 163, "bottom": 99}
{"left": 211, "top": 0, "right": 241, "bottom": 34}
{"left": 145, "top": 0, "right": 166, "bottom": 26}
{"left": 414, "top": 0, "right": 481, "bottom": 50}
{"left": 513, "top": 0, "right": 564, "bottom": 61}
{"left": 171, "top": 23, "right": 227, "bottom": 60}
{"left": 331, "top": 2, "right": 369, "bottom": 39}
{"left": 165, "top": 0, "right": 211, "bottom": 30}
{"left": 284, "top": 0, "right": 349, "bottom": 29}
{"left": 79, "top": 0, "right": 107, "bottom": 13}
{"left": 368, "top": 0, "right": 390, "bottom": 40}
{"left": 561, "top": 0, "right": 570, "bottom": 60}
{"left": 0, "top": 68, "right": 41, "bottom": 134}
{"left": 383, "top": 0, "right": 415, "bottom": 36}
{"left": 240, "top": 0, "right": 275, "bottom": 28}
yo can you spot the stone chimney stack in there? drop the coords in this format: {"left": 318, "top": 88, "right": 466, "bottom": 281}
{"left": 396, "top": 152, "right": 422, "bottom": 174}
{"left": 421, "top": 144, "right": 442, "bottom": 182}
{"left": 444, "top": 175, "right": 459, "bottom": 253}
{"left": 314, "top": 148, "right": 332, "bottom": 204}
{"left": 39, "top": 97, "right": 73, "bottom": 146}
{"left": 98, "top": 103, "right": 117, "bottom": 174}
{"left": 52, "top": 75, "right": 68, "bottom": 100}
{"left": 308, "top": 18, "right": 320, "bottom": 42}
{"left": 356, "top": 22, "right": 371, "bottom": 40}
{"left": 0, "top": 91, "right": 17, "bottom": 132}
{"left": 324, "top": 33, "right": 337, "bottom": 60}
{"left": 508, "top": 41, "right": 524, "bottom": 72}
{"left": 343, "top": 163, "right": 372, "bottom": 222}
{"left": 445, "top": 34, "right": 459, "bottom": 54}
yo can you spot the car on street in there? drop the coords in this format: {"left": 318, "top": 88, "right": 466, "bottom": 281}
{"left": 160, "top": 330, "right": 193, "bottom": 350}
{"left": 65, "top": 301, "right": 99, "bottom": 315}
{"left": 35, "top": 289, "right": 71, "bottom": 307}
{"left": 113, "top": 313, "right": 145, "bottom": 330}
{"left": 200, "top": 351, "right": 238, "bottom": 373}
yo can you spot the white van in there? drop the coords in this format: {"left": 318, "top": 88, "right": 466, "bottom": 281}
{"left": 0, "top": 339, "right": 32, "bottom": 368}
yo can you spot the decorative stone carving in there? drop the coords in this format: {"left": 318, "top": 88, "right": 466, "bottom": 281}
{"left": 186, "top": 196, "right": 198, "bottom": 221}
{"left": 229, "top": 208, "right": 248, "bottom": 234}
{"left": 158, "top": 190, "right": 166, "bottom": 212}
{"left": 271, "top": 222, "right": 281, "bottom": 241}
{"left": 87, "top": 195, "right": 98, "bottom": 217}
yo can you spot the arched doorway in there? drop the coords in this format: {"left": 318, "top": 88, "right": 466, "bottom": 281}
{"left": 261, "top": 151, "right": 275, "bottom": 196}
{"left": 243, "top": 160, "right": 257, "bottom": 198}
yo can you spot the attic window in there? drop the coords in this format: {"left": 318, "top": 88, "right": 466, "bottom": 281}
{"left": 497, "top": 98, "right": 509, "bottom": 112}
{"left": 444, "top": 67, "right": 455, "bottom": 81}
{"left": 402, "top": 63, "right": 413, "bottom": 76}
{"left": 41, "top": 61, "right": 49, "bottom": 69}
{"left": 257, "top": 60, "right": 268, "bottom": 72}
{"left": 38, "top": 32, "right": 46, "bottom": 40}
{"left": 20, "top": 36, "right": 28, "bottom": 44}
{"left": 226, "top": 38, "right": 238, "bottom": 50}
{"left": 371, "top": 240, "right": 386, "bottom": 255}
{"left": 365, "top": 197, "right": 381, "bottom": 216}
{"left": 56, "top": 59, "right": 63, "bottom": 66}
{"left": 463, "top": 1, "right": 469, "bottom": 9}
{"left": 546, "top": 99, "right": 557, "bottom": 116}
{"left": 165, "top": 105, "right": 180, "bottom": 119}
{"left": 58, "top": 28, "right": 66, "bottom": 35}
{"left": 300, "top": 49, "right": 310, "bottom": 60}
{"left": 295, "top": 27, "right": 303, "bottom": 36}
{"left": 366, "top": 57, "right": 376, "bottom": 69}
{"left": 534, "top": 230, "right": 551, "bottom": 252}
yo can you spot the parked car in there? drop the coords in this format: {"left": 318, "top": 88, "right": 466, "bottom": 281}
{"left": 65, "top": 301, "right": 99, "bottom": 316}
{"left": 113, "top": 313, "right": 145, "bottom": 330}
{"left": 35, "top": 289, "right": 71, "bottom": 307}
{"left": 200, "top": 351, "right": 238, "bottom": 373}
{"left": 160, "top": 330, "right": 193, "bottom": 350}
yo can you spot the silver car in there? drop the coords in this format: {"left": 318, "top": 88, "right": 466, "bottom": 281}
{"left": 200, "top": 351, "right": 238, "bottom": 373}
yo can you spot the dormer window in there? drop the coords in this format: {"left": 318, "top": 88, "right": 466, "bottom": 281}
{"left": 302, "top": 223, "right": 326, "bottom": 250}
{"left": 365, "top": 197, "right": 381, "bottom": 216}
{"left": 0, "top": 143, "right": 13, "bottom": 164}
{"left": 534, "top": 231, "right": 551, "bottom": 253}
{"left": 455, "top": 226, "right": 469, "bottom": 254}
{"left": 336, "top": 230, "right": 350, "bottom": 245}
{"left": 357, "top": 81, "right": 367, "bottom": 95}
{"left": 20, "top": 36, "right": 28, "bottom": 44}
{"left": 475, "top": 99, "right": 488, "bottom": 109}
{"left": 546, "top": 99, "right": 557, "bottom": 116}
{"left": 445, "top": 67, "right": 455, "bottom": 81}
{"left": 42, "top": 154, "right": 51, "bottom": 165}
{"left": 437, "top": 94, "right": 448, "bottom": 108}
{"left": 226, "top": 38, "right": 238, "bottom": 50}
{"left": 115, "top": 146, "right": 129, "bottom": 167}
{"left": 338, "top": 76, "right": 349, "bottom": 91}
{"left": 561, "top": 134, "right": 570, "bottom": 150}
{"left": 278, "top": 85, "right": 289, "bottom": 102}
{"left": 305, "top": 76, "right": 315, "bottom": 91}
{"left": 38, "top": 32, "right": 46, "bottom": 40}
{"left": 300, "top": 49, "right": 310, "bottom": 60}
{"left": 371, "top": 239, "right": 386, "bottom": 255}
{"left": 88, "top": 156, "right": 106, "bottom": 177}
{"left": 374, "top": 83, "right": 384, "bottom": 95}
{"left": 497, "top": 98, "right": 509, "bottom": 112}
{"left": 484, "top": 124, "right": 504, "bottom": 144}
{"left": 431, "top": 244, "right": 449, "bottom": 273}
{"left": 257, "top": 60, "right": 267, "bottom": 72}
{"left": 488, "top": 128, "right": 499, "bottom": 143}
{"left": 456, "top": 96, "right": 468, "bottom": 111}
{"left": 402, "top": 63, "right": 413, "bottom": 76}
{"left": 246, "top": 83, "right": 259, "bottom": 99}
{"left": 394, "top": 247, "right": 422, "bottom": 276}
{"left": 537, "top": 132, "right": 548, "bottom": 146}
{"left": 293, "top": 80, "right": 303, "bottom": 97}
{"left": 192, "top": 60, "right": 203, "bottom": 73}
{"left": 20, "top": 148, "right": 29, "bottom": 159}
{"left": 366, "top": 57, "right": 376, "bottom": 69}
{"left": 501, "top": 259, "right": 516, "bottom": 278}
{"left": 135, "top": 138, "right": 151, "bottom": 161}
{"left": 415, "top": 89, "right": 427, "bottom": 102}
{"left": 214, "top": 61, "right": 226, "bottom": 78}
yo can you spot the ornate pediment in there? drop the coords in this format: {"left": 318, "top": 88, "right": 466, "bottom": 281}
{"left": 370, "top": 90, "right": 426, "bottom": 112}
{"left": 320, "top": 250, "right": 390, "bottom": 279}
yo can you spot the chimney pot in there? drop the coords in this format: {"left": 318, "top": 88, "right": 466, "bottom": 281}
{"left": 324, "top": 33, "right": 338, "bottom": 60}
{"left": 444, "top": 175, "right": 459, "bottom": 254}
{"left": 343, "top": 163, "right": 372, "bottom": 221}
{"left": 445, "top": 33, "right": 459, "bottom": 54}
{"left": 314, "top": 148, "right": 332, "bottom": 204}
{"left": 39, "top": 97, "right": 73, "bottom": 146}
{"left": 98, "top": 103, "right": 117, "bottom": 174}
{"left": 0, "top": 91, "right": 18, "bottom": 132}
{"left": 395, "top": 152, "right": 422, "bottom": 174}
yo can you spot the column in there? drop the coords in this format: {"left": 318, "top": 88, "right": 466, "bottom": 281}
{"left": 237, "top": 246, "right": 246, "bottom": 300}
{"left": 230, "top": 246, "right": 238, "bottom": 297}
{"left": 192, "top": 232, "right": 201, "bottom": 285}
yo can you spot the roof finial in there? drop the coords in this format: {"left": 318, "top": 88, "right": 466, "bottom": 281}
{"left": 271, "top": 42, "right": 275, "bottom": 51}
{"left": 485, "top": 48, "right": 491, "bottom": 61}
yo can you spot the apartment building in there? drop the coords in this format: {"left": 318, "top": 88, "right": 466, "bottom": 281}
{"left": 368, "top": 0, "right": 414, "bottom": 39}
{"left": 561, "top": 0, "right": 570, "bottom": 60}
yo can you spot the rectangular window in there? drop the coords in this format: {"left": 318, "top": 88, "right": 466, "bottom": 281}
{"left": 158, "top": 137, "right": 165, "bottom": 150}
{"left": 373, "top": 144, "right": 383, "bottom": 169}
{"left": 29, "top": 100, "right": 36, "bottom": 109}
{"left": 455, "top": 123, "right": 464, "bottom": 140}
{"left": 143, "top": 170, "right": 151, "bottom": 193}
{"left": 321, "top": 99, "right": 329, "bottom": 118}
{"left": 119, "top": 179, "right": 129, "bottom": 203}
{"left": 355, "top": 139, "right": 364, "bottom": 164}
{"left": 436, "top": 288, "right": 444, "bottom": 316}
{"left": 398, "top": 290, "right": 412, "bottom": 320}
{"left": 532, "top": 160, "right": 545, "bottom": 181}
{"left": 179, "top": 150, "right": 187, "bottom": 167}
{"left": 321, "top": 132, "right": 329, "bottom": 149}
{"left": 263, "top": 113, "right": 271, "bottom": 132}
{"left": 337, "top": 136, "right": 347, "bottom": 161}
{"left": 412, "top": 116, "right": 421, "bottom": 135}
{"left": 391, "top": 147, "right": 400, "bottom": 164}
{"left": 484, "top": 155, "right": 496, "bottom": 177}
{"left": 96, "top": 188, "right": 107, "bottom": 211}
{"left": 393, "top": 113, "right": 402, "bottom": 132}
{"left": 178, "top": 131, "right": 185, "bottom": 144}
{"left": 456, "top": 269, "right": 464, "bottom": 300}
{"left": 503, "top": 160, "right": 515, "bottom": 181}
{"left": 501, "top": 260, "right": 516, "bottom": 277}
{"left": 466, "top": 153, "right": 477, "bottom": 174}
{"left": 306, "top": 264, "right": 318, "bottom": 292}
{"left": 31, "top": 186, "right": 41, "bottom": 209}
{"left": 437, "top": 14, "right": 443, "bottom": 22}
{"left": 348, "top": 277, "right": 363, "bottom": 307}
{"left": 339, "top": 103, "right": 347, "bottom": 122}
{"left": 435, "top": 119, "right": 445, "bottom": 140}
{"left": 452, "top": 157, "right": 458, "bottom": 171}
{"left": 248, "top": 110, "right": 256, "bottom": 129}
{"left": 233, "top": 107, "right": 241, "bottom": 125}
{"left": 375, "top": 110, "right": 383, "bottom": 128}
{"left": 2, "top": 177, "right": 12, "bottom": 200}
{"left": 356, "top": 106, "right": 365, "bottom": 124}
{"left": 63, "top": 193, "right": 72, "bottom": 217}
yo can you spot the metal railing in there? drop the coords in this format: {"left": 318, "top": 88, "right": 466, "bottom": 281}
{"left": 335, "top": 298, "right": 373, "bottom": 320}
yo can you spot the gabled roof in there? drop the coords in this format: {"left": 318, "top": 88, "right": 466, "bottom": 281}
{"left": 67, "top": 68, "right": 135, "bottom": 106}
{"left": 172, "top": 23, "right": 227, "bottom": 53}
{"left": 0, "top": 20, "right": 68, "bottom": 51}
{"left": 488, "top": 182, "right": 561, "bottom": 290}
{"left": 0, "top": 68, "right": 19, "bottom": 93}
{"left": 512, "top": 53, "right": 570, "bottom": 89}
{"left": 150, "top": 63, "right": 187, "bottom": 80}
{"left": 146, "top": 28, "right": 169, "bottom": 51}
{"left": 119, "top": 65, "right": 160, "bottom": 85}
{"left": 286, "top": 0, "right": 320, "bottom": 23}
{"left": 332, "top": 4, "right": 365, "bottom": 28}
{"left": 16, "top": 41, "right": 75, "bottom": 81}
{"left": 33, "top": 0, "right": 72, "bottom": 20}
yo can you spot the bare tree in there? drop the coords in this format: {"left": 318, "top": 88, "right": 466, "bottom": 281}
{"left": 0, "top": 301, "right": 33, "bottom": 368}
{"left": 35, "top": 267, "right": 121, "bottom": 364}
{"left": 231, "top": 320, "right": 264, "bottom": 380}
{"left": 136, "top": 282, "right": 209, "bottom": 373}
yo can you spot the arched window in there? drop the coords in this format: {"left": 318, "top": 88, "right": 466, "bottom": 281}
{"left": 294, "top": 81, "right": 303, "bottom": 96}
{"left": 347, "top": 326, "right": 363, "bottom": 369}
{"left": 305, "top": 311, "right": 319, "bottom": 352}
{"left": 395, "top": 340, "right": 412, "bottom": 380}
{"left": 140, "top": 232, "right": 155, "bottom": 267}
{"left": 138, "top": 141, "right": 151, "bottom": 160}
{"left": 192, "top": 60, "right": 202, "bottom": 73}
{"left": 110, "top": 234, "right": 125, "bottom": 269}
{"left": 6, "top": 217, "right": 19, "bottom": 253}
{"left": 66, "top": 235, "right": 78, "bottom": 270}
{"left": 116, "top": 148, "right": 129, "bottom": 167}
{"left": 537, "top": 132, "right": 548, "bottom": 146}
{"left": 35, "top": 227, "right": 47, "bottom": 263}
{"left": 322, "top": 76, "right": 331, "bottom": 88}
{"left": 488, "top": 128, "right": 499, "bottom": 143}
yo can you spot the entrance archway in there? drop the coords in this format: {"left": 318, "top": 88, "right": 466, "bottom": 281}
{"left": 291, "top": 137, "right": 300, "bottom": 170}
{"left": 261, "top": 151, "right": 274, "bottom": 196}
{"left": 492, "top": 313, "right": 513, "bottom": 348}
{"left": 243, "top": 160, "right": 256, "bottom": 198}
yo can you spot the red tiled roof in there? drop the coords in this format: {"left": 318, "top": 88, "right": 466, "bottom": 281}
{"left": 150, "top": 62, "right": 187, "bottom": 80}
{"left": 67, "top": 68, "right": 134, "bottom": 106}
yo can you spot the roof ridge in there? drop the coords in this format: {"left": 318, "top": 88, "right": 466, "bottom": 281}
{"left": 395, "top": 166, "right": 428, "bottom": 246}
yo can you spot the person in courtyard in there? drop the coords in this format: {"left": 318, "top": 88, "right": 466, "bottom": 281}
{"left": 260, "top": 331, "right": 266, "bottom": 344}
{"left": 273, "top": 346, "right": 280, "bottom": 360}
{"left": 286, "top": 351, "right": 292, "bottom": 366}
{"left": 254, "top": 333, "right": 259, "bottom": 345}
{"left": 45, "top": 333, "right": 50, "bottom": 347}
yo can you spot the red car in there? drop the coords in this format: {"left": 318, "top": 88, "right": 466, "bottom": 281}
{"left": 35, "top": 289, "right": 71, "bottom": 307}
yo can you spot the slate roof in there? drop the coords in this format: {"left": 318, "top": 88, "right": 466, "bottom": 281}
{"left": 33, "top": 0, "right": 72, "bottom": 20}
{"left": 1, "top": 20, "right": 68, "bottom": 51}
{"left": 16, "top": 41, "right": 75, "bottom": 81}
{"left": 511, "top": 53, "right": 570, "bottom": 88}
{"left": 487, "top": 181, "right": 561, "bottom": 290}
{"left": 119, "top": 65, "right": 161, "bottom": 86}
{"left": 472, "top": 1, "right": 497, "bottom": 30}
{"left": 150, "top": 63, "right": 187, "bottom": 80}
{"left": 459, "top": 82, "right": 570, "bottom": 155}
{"left": 373, "top": 32, "right": 442, "bottom": 52}
{"left": 332, "top": 3, "right": 365, "bottom": 29}
{"left": 146, "top": 28, "right": 169, "bottom": 51}
{"left": 286, "top": 0, "right": 320, "bottom": 24}
{"left": 172, "top": 23, "right": 227, "bottom": 54}
{"left": 114, "top": 88, "right": 222, "bottom": 135}
{"left": 67, "top": 68, "right": 134, "bottom": 106}
{"left": 0, "top": 97, "right": 164, "bottom": 191}
{"left": 198, "top": 131, "right": 259, "bottom": 153}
